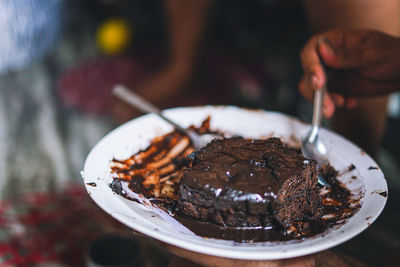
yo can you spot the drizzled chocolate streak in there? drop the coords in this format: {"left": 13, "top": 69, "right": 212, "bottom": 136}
{"left": 111, "top": 130, "right": 192, "bottom": 199}
{"left": 110, "top": 118, "right": 212, "bottom": 199}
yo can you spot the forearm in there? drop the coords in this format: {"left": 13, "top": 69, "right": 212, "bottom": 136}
{"left": 164, "top": 0, "right": 213, "bottom": 68}
{"left": 303, "top": 0, "right": 400, "bottom": 36}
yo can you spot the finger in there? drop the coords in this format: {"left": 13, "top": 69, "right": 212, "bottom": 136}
{"left": 323, "top": 93, "right": 335, "bottom": 118}
{"left": 298, "top": 76, "right": 314, "bottom": 102}
{"left": 328, "top": 69, "right": 400, "bottom": 97}
{"left": 300, "top": 35, "right": 326, "bottom": 89}
{"left": 330, "top": 93, "right": 345, "bottom": 107}
{"left": 317, "top": 36, "right": 337, "bottom": 67}
{"left": 345, "top": 98, "right": 358, "bottom": 108}
{"left": 318, "top": 30, "right": 380, "bottom": 69}
{"left": 299, "top": 75, "right": 336, "bottom": 118}
{"left": 298, "top": 74, "right": 324, "bottom": 100}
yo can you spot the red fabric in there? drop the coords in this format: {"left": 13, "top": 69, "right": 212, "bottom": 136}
{"left": 0, "top": 184, "right": 130, "bottom": 266}
{"left": 57, "top": 56, "right": 152, "bottom": 115}
{"left": 57, "top": 51, "right": 272, "bottom": 116}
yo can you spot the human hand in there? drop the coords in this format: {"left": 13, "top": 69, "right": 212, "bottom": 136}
{"left": 299, "top": 29, "right": 400, "bottom": 118}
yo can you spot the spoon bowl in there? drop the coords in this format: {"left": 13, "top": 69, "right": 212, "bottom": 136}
{"left": 301, "top": 84, "right": 329, "bottom": 186}
{"left": 302, "top": 125, "right": 328, "bottom": 169}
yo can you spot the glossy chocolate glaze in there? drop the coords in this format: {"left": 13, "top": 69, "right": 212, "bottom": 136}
{"left": 183, "top": 137, "right": 307, "bottom": 197}
{"left": 178, "top": 137, "right": 322, "bottom": 230}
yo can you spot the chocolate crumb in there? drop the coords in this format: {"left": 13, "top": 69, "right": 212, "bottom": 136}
{"left": 348, "top": 164, "right": 356, "bottom": 171}
{"left": 86, "top": 182, "right": 97, "bottom": 187}
{"left": 379, "top": 191, "right": 388, "bottom": 198}
{"left": 351, "top": 176, "right": 357, "bottom": 180}
{"left": 110, "top": 179, "right": 123, "bottom": 195}
{"left": 368, "top": 166, "right": 379, "bottom": 170}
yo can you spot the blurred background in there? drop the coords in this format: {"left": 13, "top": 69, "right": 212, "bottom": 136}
{"left": 0, "top": 0, "right": 399, "bottom": 266}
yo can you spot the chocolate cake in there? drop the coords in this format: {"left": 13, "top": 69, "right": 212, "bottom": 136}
{"left": 178, "top": 137, "right": 322, "bottom": 229}
{"left": 110, "top": 126, "right": 360, "bottom": 242}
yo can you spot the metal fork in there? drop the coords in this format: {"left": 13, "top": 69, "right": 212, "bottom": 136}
{"left": 112, "top": 84, "right": 218, "bottom": 150}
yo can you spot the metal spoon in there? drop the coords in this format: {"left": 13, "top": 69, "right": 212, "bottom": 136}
{"left": 112, "top": 84, "right": 218, "bottom": 150}
{"left": 301, "top": 81, "right": 329, "bottom": 186}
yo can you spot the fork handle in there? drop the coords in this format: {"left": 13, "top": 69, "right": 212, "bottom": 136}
{"left": 112, "top": 84, "right": 188, "bottom": 134}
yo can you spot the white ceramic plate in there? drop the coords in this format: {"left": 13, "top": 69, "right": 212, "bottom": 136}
{"left": 82, "top": 106, "right": 387, "bottom": 260}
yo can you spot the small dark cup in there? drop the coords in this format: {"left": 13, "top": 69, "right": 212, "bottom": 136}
{"left": 88, "top": 234, "right": 140, "bottom": 267}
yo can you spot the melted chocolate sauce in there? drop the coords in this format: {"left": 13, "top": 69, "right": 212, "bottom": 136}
{"left": 319, "top": 164, "right": 360, "bottom": 224}
{"left": 173, "top": 213, "right": 328, "bottom": 242}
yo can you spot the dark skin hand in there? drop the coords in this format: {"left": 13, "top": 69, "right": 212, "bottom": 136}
{"left": 299, "top": 29, "right": 400, "bottom": 118}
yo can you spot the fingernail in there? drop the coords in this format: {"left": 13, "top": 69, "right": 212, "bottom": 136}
{"left": 310, "top": 75, "right": 320, "bottom": 90}
{"left": 331, "top": 94, "right": 345, "bottom": 106}
{"left": 318, "top": 37, "right": 335, "bottom": 56}
{"left": 346, "top": 98, "right": 358, "bottom": 108}
{"left": 322, "top": 105, "right": 329, "bottom": 118}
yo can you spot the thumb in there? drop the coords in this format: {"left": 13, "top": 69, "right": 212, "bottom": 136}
{"left": 317, "top": 31, "right": 374, "bottom": 69}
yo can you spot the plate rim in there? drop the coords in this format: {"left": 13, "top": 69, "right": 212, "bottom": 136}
{"left": 83, "top": 105, "right": 388, "bottom": 260}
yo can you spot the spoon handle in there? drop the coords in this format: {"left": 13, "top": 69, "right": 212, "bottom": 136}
{"left": 112, "top": 84, "right": 189, "bottom": 134}
{"left": 309, "top": 53, "right": 328, "bottom": 141}
{"left": 312, "top": 84, "right": 325, "bottom": 128}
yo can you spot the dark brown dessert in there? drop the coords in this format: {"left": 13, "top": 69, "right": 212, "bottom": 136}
{"left": 110, "top": 125, "right": 360, "bottom": 242}
{"left": 178, "top": 137, "right": 322, "bottom": 229}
